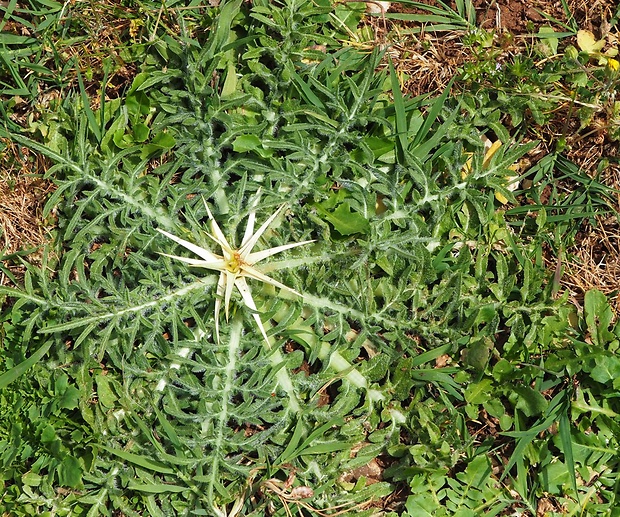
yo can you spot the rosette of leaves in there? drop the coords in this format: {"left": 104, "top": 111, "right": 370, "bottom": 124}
{"left": 0, "top": 0, "right": 568, "bottom": 514}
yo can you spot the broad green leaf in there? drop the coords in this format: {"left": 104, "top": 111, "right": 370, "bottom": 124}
{"left": 537, "top": 26, "right": 559, "bottom": 55}
{"left": 58, "top": 385, "right": 80, "bottom": 410}
{"left": 462, "top": 339, "right": 492, "bottom": 371}
{"left": 539, "top": 459, "right": 570, "bottom": 494}
{"left": 590, "top": 355, "right": 620, "bottom": 385}
{"left": 464, "top": 378, "right": 493, "bottom": 405}
{"left": 140, "top": 131, "right": 176, "bottom": 158}
{"left": 233, "top": 134, "right": 262, "bottom": 152}
{"left": 584, "top": 290, "right": 616, "bottom": 347}
{"left": 323, "top": 202, "right": 370, "bottom": 235}
{"left": 95, "top": 374, "right": 118, "bottom": 408}
{"left": 221, "top": 60, "right": 238, "bottom": 98}
{"left": 22, "top": 472, "right": 42, "bottom": 487}
{"left": 133, "top": 123, "right": 150, "bottom": 143}
{"left": 59, "top": 455, "right": 83, "bottom": 488}
{"left": 126, "top": 90, "right": 150, "bottom": 117}
{"left": 513, "top": 386, "right": 548, "bottom": 417}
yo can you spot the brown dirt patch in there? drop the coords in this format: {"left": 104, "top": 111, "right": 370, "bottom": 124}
{"left": 475, "top": 0, "right": 544, "bottom": 33}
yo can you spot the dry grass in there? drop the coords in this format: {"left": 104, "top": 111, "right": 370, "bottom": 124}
{"left": 561, "top": 158, "right": 620, "bottom": 316}
{"left": 0, "top": 140, "right": 54, "bottom": 284}
{"left": 563, "top": 214, "right": 620, "bottom": 315}
{"left": 370, "top": 24, "right": 469, "bottom": 96}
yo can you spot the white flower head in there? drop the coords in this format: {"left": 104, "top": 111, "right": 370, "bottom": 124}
{"left": 157, "top": 194, "right": 313, "bottom": 345}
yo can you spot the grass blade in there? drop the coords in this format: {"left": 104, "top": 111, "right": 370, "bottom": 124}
{"left": 559, "top": 403, "right": 579, "bottom": 502}
{"left": 0, "top": 340, "right": 53, "bottom": 389}
{"left": 0, "top": 0, "right": 19, "bottom": 32}
{"left": 76, "top": 68, "right": 101, "bottom": 142}
{"left": 389, "top": 60, "right": 407, "bottom": 163}
{"left": 99, "top": 445, "right": 175, "bottom": 475}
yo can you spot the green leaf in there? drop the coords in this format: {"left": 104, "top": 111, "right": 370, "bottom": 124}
{"left": 323, "top": 202, "right": 370, "bottom": 235}
{"left": 221, "top": 60, "right": 238, "bottom": 98}
{"left": 584, "top": 290, "right": 616, "bottom": 347}
{"left": 59, "top": 455, "right": 83, "bottom": 488}
{"left": 0, "top": 0, "right": 19, "bottom": 33}
{"left": 558, "top": 409, "right": 579, "bottom": 501}
{"left": 333, "top": 2, "right": 364, "bottom": 33}
{"left": 41, "top": 424, "right": 56, "bottom": 443}
{"left": 537, "top": 26, "right": 559, "bottom": 55}
{"left": 140, "top": 131, "right": 176, "bottom": 159}
{"left": 150, "top": 132, "right": 176, "bottom": 149}
{"left": 462, "top": 339, "right": 492, "bottom": 371}
{"left": 590, "top": 355, "right": 620, "bottom": 385}
{"left": 58, "top": 385, "right": 80, "bottom": 410}
{"left": 392, "top": 358, "right": 415, "bottom": 401}
{"left": 389, "top": 60, "right": 407, "bottom": 163}
{"left": 22, "top": 472, "right": 42, "bottom": 487}
{"left": 539, "top": 459, "right": 570, "bottom": 494}
{"left": 99, "top": 446, "right": 175, "bottom": 475}
{"left": 290, "top": 68, "right": 325, "bottom": 110}
{"left": 76, "top": 69, "right": 102, "bottom": 142}
{"left": 126, "top": 90, "right": 151, "bottom": 117}
{"left": 513, "top": 386, "right": 548, "bottom": 417}
{"left": 464, "top": 378, "right": 493, "bottom": 405}
{"left": 0, "top": 340, "right": 53, "bottom": 390}
{"left": 301, "top": 441, "right": 351, "bottom": 455}
{"left": 0, "top": 34, "right": 37, "bottom": 45}
{"left": 127, "top": 482, "right": 188, "bottom": 493}
{"left": 232, "top": 134, "right": 269, "bottom": 155}
{"left": 95, "top": 374, "right": 118, "bottom": 408}
{"left": 133, "top": 122, "right": 150, "bottom": 143}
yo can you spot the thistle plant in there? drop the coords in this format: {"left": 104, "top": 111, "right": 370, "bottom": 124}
{"left": 0, "top": 0, "right": 577, "bottom": 515}
{"left": 157, "top": 195, "right": 314, "bottom": 346}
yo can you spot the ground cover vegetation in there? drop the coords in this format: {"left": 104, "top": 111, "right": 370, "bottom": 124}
{"left": 0, "top": 0, "right": 619, "bottom": 515}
